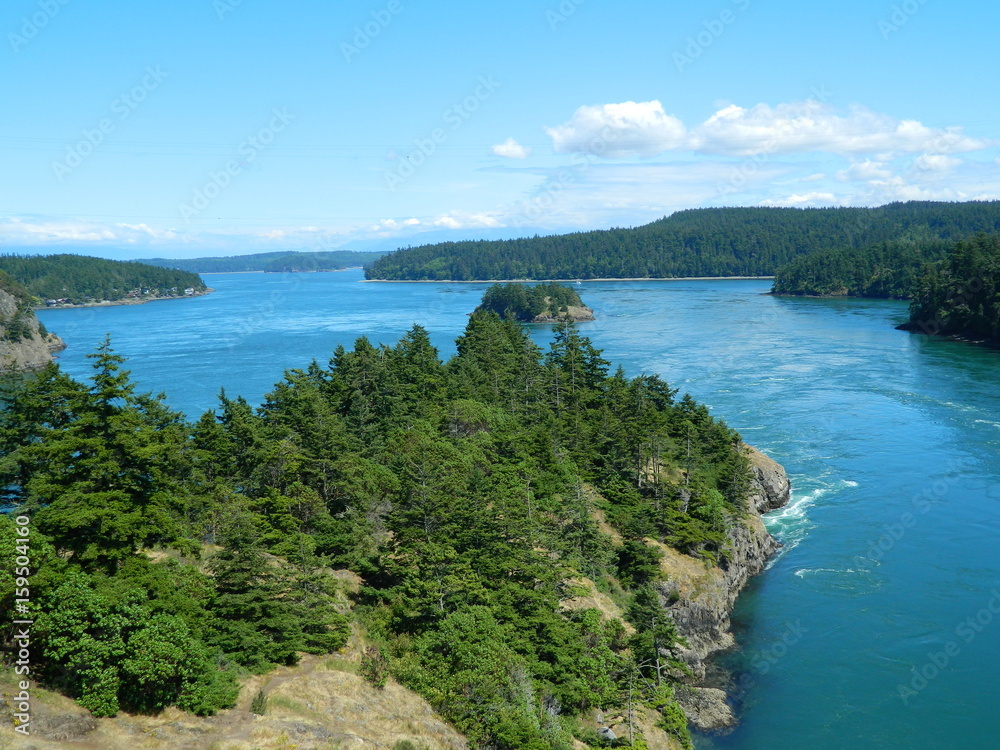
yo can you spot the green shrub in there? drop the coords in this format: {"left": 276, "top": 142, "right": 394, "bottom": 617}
{"left": 360, "top": 646, "right": 388, "bottom": 689}
{"left": 250, "top": 689, "right": 268, "bottom": 715}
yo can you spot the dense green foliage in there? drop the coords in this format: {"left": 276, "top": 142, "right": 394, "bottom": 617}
{"left": 1, "top": 311, "right": 753, "bottom": 747}
{"left": 0, "top": 343, "right": 348, "bottom": 717}
{"left": 903, "top": 234, "right": 1000, "bottom": 341}
{"left": 477, "top": 282, "right": 586, "bottom": 321}
{"left": 367, "top": 201, "right": 1000, "bottom": 280}
{"left": 0, "top": 254, "right": 207, "bottom": 305}
{"left": 139, "top": 250, "right": 387, "bottom": 274}
{"left": 0, "top": 270, "right": 43, "bottom": 343}
{"left": 771, "top": 239, "right": 953, "bottom": 298}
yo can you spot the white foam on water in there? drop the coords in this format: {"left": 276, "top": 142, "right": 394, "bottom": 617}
{"left": 794, "top": 567, "right": 863, "bottom": 578}
{"left": 762, "top": 487, "right": 825, "bottom": 565}
{"left": 792, "top": 565, "right": 884, "bottom": 595}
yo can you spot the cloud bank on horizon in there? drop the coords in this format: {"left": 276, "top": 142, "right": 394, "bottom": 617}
{"left": 5, "top": 96, "right": 998, "bottom": 256}
{"left": 3, "top": 0, "right": 998, "bottom": 258}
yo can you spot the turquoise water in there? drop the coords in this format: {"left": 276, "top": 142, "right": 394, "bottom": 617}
{"left": 38, "top": 269, "right": 1000, "bottom": 749}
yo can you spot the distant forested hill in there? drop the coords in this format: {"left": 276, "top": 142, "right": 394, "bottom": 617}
{"left": 140, "top": 250, "right": 386, "bottom": 274}
{"left": 771, "top": 239, "right": 954, "bottom": 298}
{"left": 0, "top": 254, "right": 207, "bottom": 305}
{"left": 367, "top": 201, "right": 1000, "bottom": 280}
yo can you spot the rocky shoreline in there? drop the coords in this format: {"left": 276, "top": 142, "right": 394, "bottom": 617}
{"left": 0, "top": 285, "right": 67, "bottom": 371}
{"left": 33, "top": 288, "right": 214, "bottom": 310}
{"left": 658, "top": 444, "right": 791, "bottom": 732}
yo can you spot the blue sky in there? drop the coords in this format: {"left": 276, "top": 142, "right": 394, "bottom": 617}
{"left": 2, "top": 0, "right": 999, "bottom": 258}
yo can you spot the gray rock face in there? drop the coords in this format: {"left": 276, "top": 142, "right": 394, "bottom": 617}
{"left": 33, "top": 712, "right": 98, "bottom": 742}
{"left": 655, "top": 444, "right": 790, "bottom": 726}
{"left": 531, "top": 304, "right": 596, "bottom": 322}
{"left": 745, "top": 443, "right": 791, "bottom": 513}
{"left": 0, "top": 288, "right": 65, "bottom": 371}
{"left": 675, "top": 686, "right": 736, "bottom": 731}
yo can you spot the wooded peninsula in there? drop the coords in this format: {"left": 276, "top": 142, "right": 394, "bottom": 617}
{"left": 0, "top": 254, "right": 208, "bottom": 307}
{"left": 0, "top": 289, "right": 782, "bottom": 749}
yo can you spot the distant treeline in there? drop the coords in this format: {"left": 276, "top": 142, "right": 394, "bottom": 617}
{"left": 771, "top": 239, "right": 953, "bottom": 298}
{"left": 367, "top": 202, "right": 1000, "bottom": 281}
{"left": 0, "top": 254, "right": 207, "bottom": 305}
{"left": 476, "top": 282, "right": 585, "bottom": 321}
{"left": 141, "top": 250, "right": 387, "bottom": 274}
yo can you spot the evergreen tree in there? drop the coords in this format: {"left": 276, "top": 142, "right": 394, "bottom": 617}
{"left": 206, "top": 509, "right": 304, "bottom": 671}
{"left": 11, "top": 339, "right": 189, "bottom": 571}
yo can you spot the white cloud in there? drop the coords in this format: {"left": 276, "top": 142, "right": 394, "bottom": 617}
{"left": 692, "top": 101, "right": 988, "bottom": 156}
{"left": 801, "top": 173, "right": 826, "bottom": 182}
{"left": 369, "top": 218, "right": 421, "bottom": 233}
{"left": 116, "top": 222, "right": 155, "bottom": 236}
{"left": 759, "top": 170, "right": 1000, "bottom": 210}
{"left": 836, "top": 160, "right": 894, "bottom": 182}
{"left": 545, "top": 101, "right": 688, "bottom": 158}
{"left": 0, "top": 217, "right": 118, "bottom": 243}
{"left": 913, "top": 154, "right": 962, "bottom": 171}
{"left": 432, "top": 211, "right": 503, "bottom": 230}
{"left": 545, "top": 99, "right": 991, "bottom": 160}
{"left": 491, "top": 137, "right": 531, "bottom": 159}
{"left": 760, "top": 192, "right": 840, "bottom": 208}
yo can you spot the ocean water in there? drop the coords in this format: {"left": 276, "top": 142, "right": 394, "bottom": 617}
{"left": 38, "top": 269, "right": 1000, "bottom": 749}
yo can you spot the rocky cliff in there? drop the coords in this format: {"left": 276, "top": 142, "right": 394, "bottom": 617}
{"left": 0, "top": 284, "right": 66, "bottom": 371}
{"left": 656, "top": 444, "right": 790, "bottom": 731}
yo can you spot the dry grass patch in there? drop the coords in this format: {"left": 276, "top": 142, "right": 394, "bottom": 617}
{"left": 0, "top": 652, "right": 466, "bottom": 750}
{"left": 636, "top": 706, "right": 686, "bottom": 750}
{"left": 558, "top": 576, "right": 635, "bottom": 634}
{"left": 646, "top": 538, "right": 722, "bottom": 600}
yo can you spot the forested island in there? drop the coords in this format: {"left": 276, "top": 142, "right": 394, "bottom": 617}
{"left": 772, "top": 233, "right": 1000, "bottom": 346}
{"left": 899, "top": 234, "right": 1000, "bottom": 342}
{"left": 367, "top": 201, "right": 1000, "bottom": 281}
{"left": 140, "top": 250, "right": 387, "bottom": 274}
{"left": 0, "top": 254, "right": 209, "bottom": 307}
{"left": 770, "top": 238, "right": 952, "bottom": 299}
{"left": 476, "top": 282, "right": 595, "bottom": 322}
{"left": 0, "top": 294, "right": 789, "bottom": 749}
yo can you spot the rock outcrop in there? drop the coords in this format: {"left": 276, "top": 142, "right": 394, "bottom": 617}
{"left": 745, "top": 443, "right": 791, "bottom": 513}
{"left": 531, "top": 303, "right": 596, "bottom": 322}
{"left": 674, "top": 686, "right": 735, "bottom": 731}
{"left": 655, "top": 444, "right": 790, "bottom": 730}
{"left": 0, "top": 286, "right": 65, "bottom": 371}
